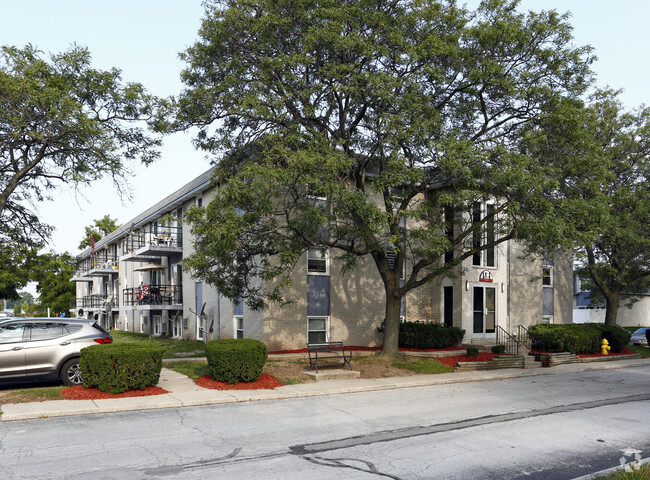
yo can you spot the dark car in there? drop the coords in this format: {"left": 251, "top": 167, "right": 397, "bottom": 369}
{"left": 630, "top": 327, "right": 649, "bottom": 347}
{"left": 0, "top": 317, "right": 112, "bottom": 385}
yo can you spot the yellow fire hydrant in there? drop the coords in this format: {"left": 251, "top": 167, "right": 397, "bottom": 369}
{"left": 601, "top": 338, "right": 611, "bottom": 355}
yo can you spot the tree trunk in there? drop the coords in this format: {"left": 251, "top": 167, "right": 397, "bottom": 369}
{"left": 380, "top": 289, "right": 402, "bottom": 357}
{"left": 604, "top": 290, "right": 621, "bottom": 327}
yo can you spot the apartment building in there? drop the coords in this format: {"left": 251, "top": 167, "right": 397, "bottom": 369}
{"left": 73, "top": 168, "right": 573, "bottom": 350}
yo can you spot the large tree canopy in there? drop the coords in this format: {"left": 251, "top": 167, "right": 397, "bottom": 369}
{"left": 523, "top": 92, "right": 650, "bottom": 326}
{"left": 0, "top": 44, "right": 161, "bottom": 297}
{"left": 174, "top": 0, "right": 593, "bottom": 355}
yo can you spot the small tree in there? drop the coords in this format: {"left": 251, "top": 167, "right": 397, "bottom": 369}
{"left": 523, "top": 92, "right": 650, "bottom": 327}
{"left": 78, "top": 215, "right": 120, "bottom": 250}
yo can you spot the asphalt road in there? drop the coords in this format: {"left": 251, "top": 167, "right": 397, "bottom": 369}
{"left": 1, "top": 365, "right": 649, "bottom": 479}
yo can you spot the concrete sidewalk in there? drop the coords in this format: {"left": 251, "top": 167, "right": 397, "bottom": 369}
{"left": 2, "top": 357, "right": 649, "bottom": 422}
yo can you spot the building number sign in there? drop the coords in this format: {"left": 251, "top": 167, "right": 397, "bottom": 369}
{"left": 479, "top": 270, "right": 493, "bottom": 283}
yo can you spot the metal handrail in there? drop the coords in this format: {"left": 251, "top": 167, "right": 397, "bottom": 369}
{"left": 496, "top": 325, "right": 519, "bottom": 354}
{"left": 517, "top": 324, "right": 532, "bottom": 350}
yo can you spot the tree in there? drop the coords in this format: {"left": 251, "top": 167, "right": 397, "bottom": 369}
{"left": 78, "top": 215, "right": 120, "bottom": 250}
{"left": 173, "top": 0, "right": 593, "bottom": 355}
{"left": 0, "top": 44, "right": 161, "bottom": 297}
{"left": 523, "top": 92, "right": 650, "bottom": 326}
{"left": 33, "top": 252, "right": 78, "bottom": 316}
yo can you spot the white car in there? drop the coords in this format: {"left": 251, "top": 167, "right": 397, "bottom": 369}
{"left": 630, "top": 327, "right": 649, "bottom": 347}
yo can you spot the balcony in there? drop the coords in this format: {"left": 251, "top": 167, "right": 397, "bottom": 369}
{"left": 122, "top": 285, "right": 183, "bottom": 310}
{"left": 86, "top": 256, "right": 119, "bottom": 277}
{"left": 121, "top": 225, "right": 182, "bottom": 262}
{"left": 76, "top": 294, "right": 115, "bottom": 311}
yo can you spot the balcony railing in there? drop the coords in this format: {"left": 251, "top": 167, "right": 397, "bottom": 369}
{"left": 123, "top": 224, "right": 182, "bottom": 253}
{"left": 76, "top": 294, "right": 114, "bottom": 309}
{"left": 123, "top": 285, "right": 183, "bottom": 307}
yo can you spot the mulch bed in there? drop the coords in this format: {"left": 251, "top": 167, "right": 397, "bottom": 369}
{"left": 577, "top": 347, "right": 636, "bottom": 358}
{"left": 436, "top": 352, "right": 499, "bottom": 368}
{"left": 268, "top": 346, "right": 465, "bottom": 355}
{"left": 195, "top": 373, "right": 283, "bottom": 390}
{"left": 61, "top": 385, "right": 169, "bottom": 400}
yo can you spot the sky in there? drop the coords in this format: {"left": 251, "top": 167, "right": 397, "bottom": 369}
{"left": 2, "top": 0, "right": 650, "bottom": 259}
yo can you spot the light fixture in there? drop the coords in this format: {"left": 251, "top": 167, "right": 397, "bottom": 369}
{"left": 465, "top": 280, "right": 470, "bottom": 291}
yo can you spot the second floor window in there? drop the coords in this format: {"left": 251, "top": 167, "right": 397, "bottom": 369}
{"left": 307, "top": 248, "right": 329, "bottom": 275}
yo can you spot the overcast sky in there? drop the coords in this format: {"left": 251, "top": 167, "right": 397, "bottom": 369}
{"left": 2, "top": 0, "right": 649, "bottom": 258}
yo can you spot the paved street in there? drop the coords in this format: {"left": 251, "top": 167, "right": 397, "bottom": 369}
{"left": 1, "top": 364, "right": 649, "bottom": 479}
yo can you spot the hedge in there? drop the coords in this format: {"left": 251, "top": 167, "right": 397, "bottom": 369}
{"left": 398, "top": 321, "right": 465, "bottom": 349}
{"left": 205, "top": 339, "right": 267, "bottom": 384}
{"left": 529, "top": 323, "right": 631, "bottom": 354}
{"left": 80, "top": 344, "right": 164, "bottom": 394}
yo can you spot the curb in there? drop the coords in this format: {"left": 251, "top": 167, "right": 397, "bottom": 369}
{"left": 1, "top": 357, "right": 649, "bottom": 422}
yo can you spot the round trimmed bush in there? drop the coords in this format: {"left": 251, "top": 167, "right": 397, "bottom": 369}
{"left": 205, "top": 339, "right": 267, "bottom": 384}
{"left": 80, "top": 344, "right": 164, "bottom": 394}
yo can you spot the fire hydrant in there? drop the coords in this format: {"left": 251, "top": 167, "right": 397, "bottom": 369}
{"left": 601, "top": 338, "right": 611, "bottom": 355}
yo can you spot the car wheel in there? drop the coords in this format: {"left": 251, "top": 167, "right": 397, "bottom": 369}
{"left": 61, "top": 358, "right": 83, "bottom": 386}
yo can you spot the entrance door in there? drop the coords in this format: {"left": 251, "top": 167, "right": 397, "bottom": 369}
{"left": 473, "top": 285, "right": 496, "bottom": 338}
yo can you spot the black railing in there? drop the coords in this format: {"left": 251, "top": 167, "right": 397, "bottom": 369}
{"left": 496, "top": 325, "right": 519, "bottom": 354}
{"left": 517, "top": 325, "right": 532, "bottom": 350}
{"left": 123, "top": 285, "right": 182, "bottom": 307}
{"left": 123, "top": 224, "right": 182, "bottom": 253}
{"left": 76, "top": 294, "right": 113, "bottom": 309}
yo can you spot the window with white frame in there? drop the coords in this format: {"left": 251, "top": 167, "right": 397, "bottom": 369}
{"left": 307, "top": 317, "right": 329, "bottom": 344}
{"left": 472, "top": 202, "right": 496, "bottom": 268}
{"left": 307, "top": 248, "right": 329, "bottom": 275}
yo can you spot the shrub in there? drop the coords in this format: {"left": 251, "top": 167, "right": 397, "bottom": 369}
{"left": 528, "top": 323, "right": 629, "bottom": 354}
{"left": 600, "top": 325, "right": 631, "bottom": 353}
{"left": 80, "top": 344, "right": 164, "bottom": 394}
{"left": 205, "top": 339, "right": 267, "bottom": 384}
{"left": 491, "top": 345, "right": 506, "bottom": 354}
{"left": 398, "top": 321, "right": 465, "bottom": 349}
{"left": 466, "top": 347, "right": 479, "bottom": 357}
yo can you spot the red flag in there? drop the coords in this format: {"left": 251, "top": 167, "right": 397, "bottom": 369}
{"left": 90, "top": 235, "right": 95, "bottom": 255}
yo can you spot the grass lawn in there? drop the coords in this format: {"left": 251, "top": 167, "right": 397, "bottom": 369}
{"left": 627, "top": 345, "right": 650, "bottom": 358}
{"left": 164, "top": 353, "right": 454, "bottom": 385}
{"left": 110, "top": 331, "right": 207, "bottom": 359}
{"left": 594, "top": 463, "right": 650, "bottom": 479}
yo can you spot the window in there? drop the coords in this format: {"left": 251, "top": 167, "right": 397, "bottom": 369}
{"left": 444, "top": 205, "right": 454, "bottom": 264}
{"left": 307, "top": 248, "right": 329, "bottom": 275}
{"left": 235, "top": 316, "right": 244, "bottom": 339}
{"left": 307, "top": 317, "right": 329, "bottom": 344}
{"left": 29, "top": 323, "right": 66, "bottom": 341}
{"left": 0, "top": 323, "right": 25, "bottom": 343}
{"left": 542, "top": 266, "right": 553, "bottom": 287}
{"left": 472, "top": 202, "right": 496, "bottom": 267}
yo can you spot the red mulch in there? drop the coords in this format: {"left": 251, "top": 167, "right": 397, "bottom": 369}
{"left": 436, "top": 352, "right": 499, "bottom": 368}
{"left": 268, "top": 346, "right": 465, "bottom": 355}
{"left": 195, "top": 373, "right": 283, "bottom": 390}
{"left": 577, "top": 347, "right": 636, "bottom": 358}
{"left": 61, "top": 385, "right": 169, "bottom": 400}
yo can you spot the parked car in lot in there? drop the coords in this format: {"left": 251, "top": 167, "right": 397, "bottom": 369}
{"left": 630, "top": 327, "right": 649, "bottom": 347}
{"left": 0, "top": 317, "right": 112, "bottom": 385}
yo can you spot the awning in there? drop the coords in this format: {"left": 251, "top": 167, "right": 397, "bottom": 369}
{"left": 134, "top": 263, "right": 168, "bottom": 272}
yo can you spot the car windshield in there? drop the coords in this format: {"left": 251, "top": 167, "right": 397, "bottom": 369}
{"left": 633, "top": 328, "right": 647, "bottom": 334}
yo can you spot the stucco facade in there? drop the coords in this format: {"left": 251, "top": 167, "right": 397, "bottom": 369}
{"left": 73, "top": 168, "right": 573, "bottom": 350}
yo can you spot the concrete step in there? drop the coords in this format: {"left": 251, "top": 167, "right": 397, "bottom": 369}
{"left": 455, "top": 355, "right": 525, "bottom": 371}
{"left": 303, "top": 369, "right": 361, "bottom": 381}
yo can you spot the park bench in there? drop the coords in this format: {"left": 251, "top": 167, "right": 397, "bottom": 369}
{"left": 306, "top": 341, "right": 353, "bottom": 372}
